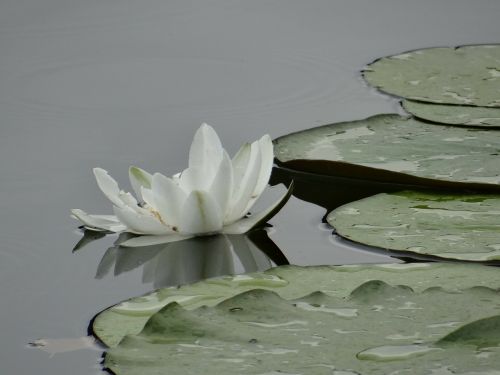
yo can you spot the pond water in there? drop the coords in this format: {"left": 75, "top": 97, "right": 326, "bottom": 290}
{"left": 1, "top": 0, "right": 499, "bottom": 373}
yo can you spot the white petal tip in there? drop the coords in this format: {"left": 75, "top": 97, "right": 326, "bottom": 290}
{"left": 260, "top": 134, "right": 272, "bottom": 142}
{"left": 70, "top": 209, "right": 126, "bottom": 232}
{"left": 93, "top": 167, "right": 107, "bottom": 175}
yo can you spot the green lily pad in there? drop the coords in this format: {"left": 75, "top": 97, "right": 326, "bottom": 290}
{"left": 273, "top": 114, "right": 500, "bottom": 189}
{"left": 93, "top": 263, "right": 500, "bottom": 348}
{"left": 327, "top": 191, "right": 500, "bottom": 262}
{"left": 363, "top": 44, "right": 500, "bottom": 107}
{"left": 403, "top": 100, "right": 500, "bottom": 127}
{"left": 104, "top": 277, "right": 500, "bottom": 374}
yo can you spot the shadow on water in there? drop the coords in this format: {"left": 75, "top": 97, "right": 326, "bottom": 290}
{"left": 74, "top": 229, "right": 288, "bottom": 289}
{"left": 270, "top": 166, "right": 424, "bottom": 213}
{"left": 270, "top": 166, "right": 500, "bottom": 266}
{"left": 270, "top": 166, "right": 500, "bottom": 213}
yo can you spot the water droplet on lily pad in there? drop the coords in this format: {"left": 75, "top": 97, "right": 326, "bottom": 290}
{"left": 357, "top": 344, "right": 439, "bottom": 361}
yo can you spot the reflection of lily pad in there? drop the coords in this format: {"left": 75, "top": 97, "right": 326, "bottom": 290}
{"left": 93, "top": 263, "right": 500, "bottom": 348}
{"left": 104, "top": 279, "right": 500, "bottom": 374}
{"left": 273, "top": 114, "right": 500, "bottom": 189}
{"left": 363, "top": 45, "right": 500, "bottom": 107}
{"left": 327, "top": 191, "right": 500, "bottom": 262}
{"left": 403, "top": 100, "right": 500, "bottom": 127}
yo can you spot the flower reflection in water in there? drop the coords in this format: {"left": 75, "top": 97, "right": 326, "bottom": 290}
{"left": 75, "top": 229, "right": 288, "bottom": 288}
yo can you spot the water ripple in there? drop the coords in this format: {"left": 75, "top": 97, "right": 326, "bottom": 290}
{"left": 3, "top": 52, "right": 354, "bottom": 120}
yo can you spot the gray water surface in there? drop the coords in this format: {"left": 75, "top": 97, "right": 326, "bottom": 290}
{"left": 1, "top": 1, "right": 499, "bottom": 374}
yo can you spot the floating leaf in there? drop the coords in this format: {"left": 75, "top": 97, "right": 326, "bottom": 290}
{"left": 363, "top": 44, "right": 500, "bottom": 107}
{"left": 93, "top": 273, "right": 289, "bottom": 348}
{"left": 104, "top": 279, "right": 500, "bottom": 374}
{"left": 327, "top": 191, "right": 500, "bottom": 262}
{"left": 403, "top": 100, "right": 500, "bottom": 127}
{"left": 273, "top": 114, "right": 500, "bottom": 189}
{"left": 93, "top": 263, "right": 500, "bottom": 348}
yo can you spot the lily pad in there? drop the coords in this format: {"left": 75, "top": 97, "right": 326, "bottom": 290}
{"left": 104, "top": 278, "right": 500, "bottom": 374}
{"left": 273, "top": 114, "right": 500, "bottom": 189}
{"left": 363, "top": 44, "right": 500, "bottom": 107}
{"left": 93, "top": 263, "right": 500, "bottom": 348}
{"left": 327, "top": 191, "right": 500, "bottom": 262}
{"left": 403, "top": 100, "right": 500, "bottom": 127}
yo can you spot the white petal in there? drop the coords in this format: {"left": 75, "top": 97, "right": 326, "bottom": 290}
{"left": 113, "top": 206, "right": 172, "bottom": 235}
{"left": 223, "top": 182, "right": 293, "bottom": 234}
{"left": 151, "top": 173, "right": 186, "bottom": 227}
{"left": 254, "top": 135, "right": 274, "bottom": 198}
{"left": 93, "top": 168, "right": 147, "bottom": 213}
{"left": 140, "top": 187, "right": 156, "bottom": 208}
{"left": 129, "top": 166, "right": 152, "bottom": 201}
{"left": 71, "top": 209, "right": 126, "bottom": 232}
{"left": 209, "top": 150, "right": 233, "bottom": 215}
{"left": 231, "top": 142, "right": 251, "bottom": 190}
{"left": 189, "top": 123, "right": 223, "bottom": 173}
{"left": 242, "top": 135, "right": 274, "bottom": 214}
{"left": 118, "top": 191, "right": 138, "bottom": 207}
{"left": 226, "top": 141, "right": 261, "bottom": 223}
{"left": 93, "top": 168, "right": 126, "bottom": 208}
{"left": 178, "top": 166, "right": 207, "bottom": 192}
{"left": 120, "top": 234, "right": 193, "bottom": 247}
{"left": 180, "top": 190, "right": 223, "bottom": 234}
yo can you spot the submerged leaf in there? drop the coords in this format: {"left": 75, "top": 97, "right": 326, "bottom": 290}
{"left": 363, "top": 44, "right": 500, "bottom": 107}
{"left": 327, "top": 191, "right": 500, "bottom": 262}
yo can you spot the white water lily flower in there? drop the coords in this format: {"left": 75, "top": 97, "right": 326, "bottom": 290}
{"left": 71, "top": 124, "right": 292, "bottom": 247}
